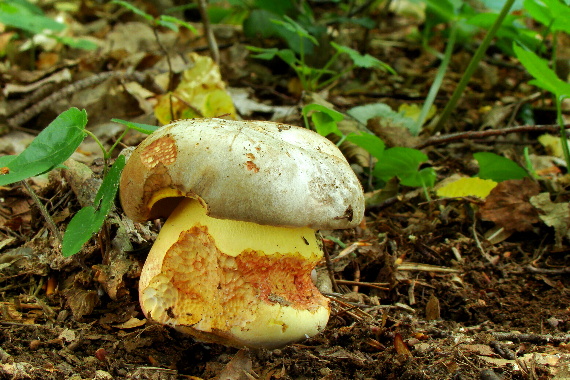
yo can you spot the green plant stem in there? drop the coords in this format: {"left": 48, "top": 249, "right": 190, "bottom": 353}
{"left": 415, "top": 23, "right": 457, "bottom": 134}
{"left": 21, "top": 180, "right": 63, "bottom": 245}
{"left": 556, "top": 97, "right": 570, "bottom": 168}
{"left": 313, "top": 52, "right": 341, "bottom": 85}
{"left": 317, "top": 66, "right": 353, "bottom": 91}
{"left": 84, "top": 130, "right": 107, "bottom": 159}
{"left": 431, "top": 0, "right": 516, "bottom": 134}
{"left": 299, "top": 37, "right": 307, "bottom": 89}
{"left": 197, "top": 0, "right": 219, "bottom": 64}
{"left": 107, "top": 128, "right": 130, "bottom": 159}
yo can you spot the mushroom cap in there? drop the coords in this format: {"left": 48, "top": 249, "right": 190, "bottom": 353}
{"left": 120, "top": 118, "right": 364, "bottom": 229}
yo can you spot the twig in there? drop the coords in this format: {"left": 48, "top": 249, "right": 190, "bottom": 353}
{"left": 322, "top": 243, "right": 340, "bottom": 293}
{"left": 335, "top": 280, "right": 390, "bottom": 291}
{"left": 472, "top": 218, "right": 497, "bottom": 265}
{"left": 197, "top": 0, "right": 219, "bottom": 65}
{"left": 489, "top": 340, "right": 517, "bottom": 360}
{"left": 491, "top": 332, "right": 570, "bottom": 345}
{"left": 21, "top": 180, "right": 62, "bottom": 245}
{"left": 417, "top": 123, "right": 570, "bottom": 149}
{"left": 7, "top": 71, "right": 163, "bottom": 129}
{"left": 525, "top": 265, "right": 570, "bottom": 274}
{"left": 324, "top": 294, "right": 374, "bottom": 321}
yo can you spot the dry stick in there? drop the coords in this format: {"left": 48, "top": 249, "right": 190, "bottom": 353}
{"left": 335, "top": 279, "right": 390, "bottom": 291}
{"left": 417, "top": 123, "right": 570, "bottom": 149}
{"left": 324, "top": 294, "right": 373, "bottom": 321}
{"left": 322, "top": 243, "right": 340, "bottom": 293}
{"left": 472, "top": 218, "right": 496, "bottom": 265}
{"left": 525, "top": 265, "right": 570, "bottom": 274}
{"left": 20, "top": 180, "right": 63, "bottom": 245}
{"left": 7, "top": 71, "right": 161, "bottom": 129}
{"left": 197, "top": 0, "right": 219, "bottom": 65}
{"left": 491, "top": 332, "right": 570, "bottom": 345}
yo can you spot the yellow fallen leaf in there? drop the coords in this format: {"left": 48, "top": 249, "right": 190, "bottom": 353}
{"left": 398, "top": 103, "right": 436, "bottom": 122}
{"left": 538, "top": 134, "right": 570, "bottom": 158}
{"left": 114, "top": 317, "right": 147, "bottom": 329}
{"left": 155, "top": 53, "right": 236, "bottom": 124}
{"left": 436, "top": 177, "right": 497, "bottom": 199}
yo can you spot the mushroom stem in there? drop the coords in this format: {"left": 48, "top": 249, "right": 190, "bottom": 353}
{"left": 139, "top": 198, "right": 330, "bottom": 349}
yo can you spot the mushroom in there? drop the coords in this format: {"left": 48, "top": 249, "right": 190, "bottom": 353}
{"left": 119, "top": 118, "right": 364, "bottom": 349}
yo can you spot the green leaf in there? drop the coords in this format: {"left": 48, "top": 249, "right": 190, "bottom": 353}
{"left": 524, "top": 0, "right": 570, "bottom": 34}
{"left": 111, "top": 119, "right": 159, "bottom": 134}
{"left": 111, "top": 0, "right": 153, "bottom": 21}
{"left": 0, "top": 108, "right": 87, "bottom": 186}
{"left": 243, "top": 9, "right": 283, "bottom": 39}
{"left": 424, "top": 0, "right": 459, "bottom": 23}
{"left": 62, "top": 155, "right": 126, "bottom": 257}
{"left": 271, "top": 16, "right": 319, "bottom": 46}
{"left": 474, "top": 152, "right": 528, "bottom": 181}
{"left": 0, "top": 1, "right": 65, "bottom": 34}
{"left": 345, "top": 134, "right": 385, "bottom": 160}
{"left": 373, "top": 147, "right": 436, "bottom": 187}
{"left": 158, "top": 15, "right": 198, "bottom": 34}
{"left": 514, "top": 44, "right": 570, "bottom": 98}
{"left": 302, "top": 104, "right": 344, "bottom": 122}
{"left": 246, "top": 46, "right": 280, "bottom": 60}
{"left": 0, "top": 155, "right": 15, "bottom": 167}
{"left": 52, "top": 35, "right": 98, "bottom": 50}
{"left": 275, "top": 49, "right": 298, "bottom": 66}
{"left": 301, "top": 104, "right": 344, "bottom": 137}
{"left": 331, "top": 42, "right": 396, "bottom": 74}
{"left": 311, "top": 113, "right": 342, "bottom": 137}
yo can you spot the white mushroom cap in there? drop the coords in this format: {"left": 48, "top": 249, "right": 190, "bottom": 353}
{"left": 119, "top": 118, "right": 364, "bottom": 229}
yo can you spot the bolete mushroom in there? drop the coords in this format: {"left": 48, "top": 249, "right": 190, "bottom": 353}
{"left": 119, "top": 118, "right": 364, "bottom": 349}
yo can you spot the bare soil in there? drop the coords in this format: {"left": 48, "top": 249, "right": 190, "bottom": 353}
{"left": 0, "top": 2, "right": 569, "bottom": 379}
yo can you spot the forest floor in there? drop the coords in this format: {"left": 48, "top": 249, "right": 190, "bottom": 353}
{"left": 0, "top": 1, "right": 569, "bottom": 379}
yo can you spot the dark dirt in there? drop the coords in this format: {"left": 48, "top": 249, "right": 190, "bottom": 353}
{"left": 0, "top": 192, "right": 567, "bottom": 379}
{"left": 0, "top": 1, "right": 569, "bottom": 379}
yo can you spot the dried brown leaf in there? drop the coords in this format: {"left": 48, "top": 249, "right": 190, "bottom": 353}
{"left": 425, "top": 294, "right": 441, "bottom": 321}
{"left": 530, "top": 192, "right": 570, "bottom": 247}
{"left": 478, "top": 178, "right": 540, "bottom": 232}
{"left": 216, "top": 349, "right": 253, "bottom": 380}
{"left": 394, "top": 333, "right": 412, "bottom": 357}
{"left": 63, "top": 288, "right": 99, "bottom": 320}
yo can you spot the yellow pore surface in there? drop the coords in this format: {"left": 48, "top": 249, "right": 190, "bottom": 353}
{"left": 140, "top": 198, "right": 330, "bottom": 348}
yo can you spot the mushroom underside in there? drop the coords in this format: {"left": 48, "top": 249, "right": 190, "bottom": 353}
{"left": 139, "top": 198, "right": 330, "bottom": 349}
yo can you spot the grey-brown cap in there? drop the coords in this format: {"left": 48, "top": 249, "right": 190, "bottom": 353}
{"left": 119, "top": 118, "right": 364, "bottom": 229}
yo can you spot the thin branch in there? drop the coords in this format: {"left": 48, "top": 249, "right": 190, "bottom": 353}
{"left": 322, "top": 243, "right": 340, "bottom": 293}
{"left": 197, "top": 0, "right": 219, "bottom": 65}
{"left": 7, "top": 71, "right": 163, "bottom": 129}
{"left": 416, "top": 123, "right": 570, "bottom": 149}
{"left": 21, "top": 180, "right": 62, "bottom": 245}
{"left": 335, "top": 279, "right": 390, "bottom": 291}
{"left": 491, "top": 332, "right": 570, "bottom": 345}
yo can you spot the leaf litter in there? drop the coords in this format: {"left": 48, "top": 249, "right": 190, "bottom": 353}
{"left": 0, "top": 1, "right": 569, "bottom": 380}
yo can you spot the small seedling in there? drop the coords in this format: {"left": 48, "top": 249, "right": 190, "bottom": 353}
{"left": 302, "top": 104, "right": 436, "bottom": 189}
{"left": 111, "top": 1, "right": 197, "bottom": 34}
{"left": 514, "top": 44, "right": 570, "bottom": 169}
{"left": 111, "top": 0, "right": 197, "bottom": 94}
{"left": 248, "top": 16, "right": 394, "bottom": 92}
{"left": 0, "top": 0, "right": 97, "bottom": 53}
{"left": 0, "top": 108, "right": 159, "bottom": 257}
